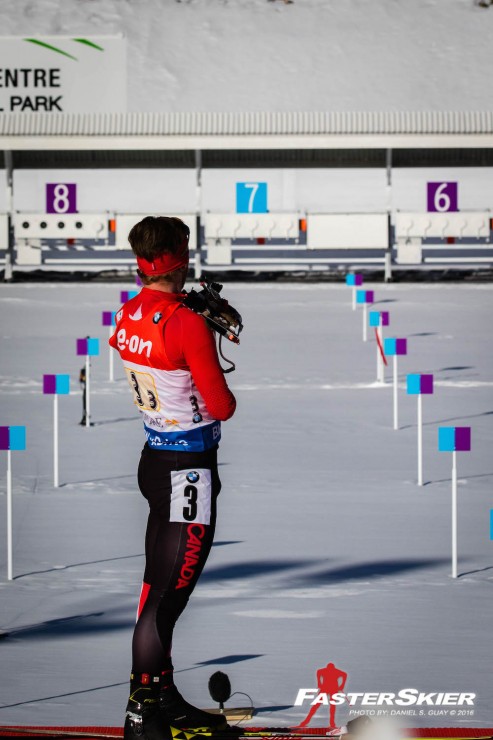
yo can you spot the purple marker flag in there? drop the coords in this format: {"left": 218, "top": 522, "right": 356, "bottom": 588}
{"left": 77, "top": 338, "right": 100, "bottom": 356}
{"left": 356, "top": 290, "right": 374, "bottom": 304}
{"left": 407, "top": 374, "right": 434, "bottom": 485}
{"left": 76, "top": 339, "right": 99, "bottom": 427}
{"left": 102, "top": 311, "right": 116, "bottom": 327}
{"left": 356, "top": 290, "right": 374, "bottom": 342}
{"left": 0, "top": 426, "right": 26, "bottom": 451}
{"left": 1, "top": 425, "right": 26, "bottom": 580}
{"left": 438, "top": 426, "right": 471, "bottom": 452}
{"left": 384, "top": 338, "right": 407, "bottom": 356}
{"left": 438, "top": 426, "right": 471, "bottom": 579}
{"left": 102, "top": 312, "right": 117, "bottom": 381}
{"left": 121, "top": 290, "right": 138, "bottom": 303}
{"left": 43, "top": 376, "right": 70, "bottom": 486}
{"left": 0, "top": 427, "right": 8, "bottom": 450}
{"left": 369, "top": 311, "right": 389, "bottom": 328}
{"left": 43, "top": 374, "right": 70, "bottom": 395}
{"left": 347, "top": 274, "right": 363, "bottom": 311}
{"left": 370, "top": 312, "right": 390, "bottom": 383}
{"left": 346, "top": 274, "right": 363, "bottom": 287}
{"left": 407, "top": 374, "right": 433, "bottom": 395}
{"left": 383, "top": 338, "right": 407, "bottom": 430}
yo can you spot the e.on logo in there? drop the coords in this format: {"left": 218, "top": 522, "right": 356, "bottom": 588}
{"left": 116, "top": 328, "right": 152, "bottom": 358}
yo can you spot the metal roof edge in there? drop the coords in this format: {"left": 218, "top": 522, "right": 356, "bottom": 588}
{"left": 0, "top": 111, "right": 493, "bottom": 138}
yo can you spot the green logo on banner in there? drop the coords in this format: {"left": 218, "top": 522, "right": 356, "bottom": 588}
{"left": 24, "top": 38, "right": 105, "bottom": 61}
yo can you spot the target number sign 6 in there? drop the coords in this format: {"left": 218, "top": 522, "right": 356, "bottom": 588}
{"left": 427, "top": 182, "right": 458, "bottom": 213}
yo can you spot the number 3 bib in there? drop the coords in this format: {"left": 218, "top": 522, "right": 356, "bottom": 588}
{"left": 170, "top": 469, "right": 212, "bottom": 525}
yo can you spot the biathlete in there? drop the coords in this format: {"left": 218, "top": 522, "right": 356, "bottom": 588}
{"left": 109, "top": 216, "right": 237, "bottom": 740}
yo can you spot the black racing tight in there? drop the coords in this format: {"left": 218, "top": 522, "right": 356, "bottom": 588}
{"left": 131, "top": 443, "right": 220, "bottom": 675}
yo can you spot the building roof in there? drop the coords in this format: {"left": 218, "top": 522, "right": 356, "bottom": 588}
{"left": 1, "top": 111, "right": 493, "bottom": 152}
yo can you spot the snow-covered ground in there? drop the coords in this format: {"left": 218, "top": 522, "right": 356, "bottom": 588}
{"left": 0, "top": 281, "right": 492, "bottom": 730}
{"left": 0, "top": 0, "right": 492, "bottom": 112}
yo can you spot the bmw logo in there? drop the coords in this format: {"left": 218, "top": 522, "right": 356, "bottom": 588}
{"left": 193, "top": 412, "right": 203, "bottom": 424}
{"left": 153, "top": 312, "right": 163, "bottom": 324}
{"left": 186, "top": 471, "right": 200, "bottom": 483}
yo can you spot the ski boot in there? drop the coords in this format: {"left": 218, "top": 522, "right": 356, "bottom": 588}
{"left": 124, "top": 674, "right": 172, "bottom": 740}
{"left": 159, "top": 684, "right": 228, "bottom": 733}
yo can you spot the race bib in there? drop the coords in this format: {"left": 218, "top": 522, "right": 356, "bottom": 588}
{"left": 170, "top": 469, "right": 212, "bottom": 525}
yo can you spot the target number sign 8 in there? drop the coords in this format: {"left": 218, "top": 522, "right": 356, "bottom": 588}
{"left": 46, "top": 183, "right": 77, "bottom": 214}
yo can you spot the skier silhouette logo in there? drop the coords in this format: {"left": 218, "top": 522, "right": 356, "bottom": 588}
{"left": 298, "top": 662, "right": 348, "bottom": 729}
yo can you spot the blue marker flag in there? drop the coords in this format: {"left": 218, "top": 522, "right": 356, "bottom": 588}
{"left": 43, "top": 374, "right": 70, "bottom": 395}
{"left": 0, "top": 426, "right": 26, "bottom": 451}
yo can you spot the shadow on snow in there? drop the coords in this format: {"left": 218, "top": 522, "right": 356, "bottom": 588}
{"left": 201, "top": 559, "right": 322, "bottom": 582}
{"left": 0, "top": 655, "right": 264, "bottom": 710}
{"left": 0, "top": 612, "right": 127, "bottom": 642}
{"left": 16, "top": 553, "right": 144, "bottom": 578}
{"left": 289, "top": 558, "right": 450, "bottom": 585}
{"left": 15, "top": 542, "right": 241, "bottom": 579}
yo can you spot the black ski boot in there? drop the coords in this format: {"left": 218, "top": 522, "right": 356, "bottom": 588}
{"left": 124, "top": 673, "right": 172, "bottom": 740}
{"left": 160, "top": 683, "right": 228, "bottom": 732}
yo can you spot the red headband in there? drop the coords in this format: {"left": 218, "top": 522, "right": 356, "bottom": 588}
{"left": 136, "top": 238, "right": 189, "bottom": 276}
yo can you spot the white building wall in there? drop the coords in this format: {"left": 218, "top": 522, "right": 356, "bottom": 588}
{"left": 7, "top": 166, "right": 493, "bottom": 217}
{"left": 12, "top": 169, "right": 197, "bottom": 214}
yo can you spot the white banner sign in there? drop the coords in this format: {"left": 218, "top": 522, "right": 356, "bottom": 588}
{"left": 0, "top": 36, "right": 126, "bottom": 113}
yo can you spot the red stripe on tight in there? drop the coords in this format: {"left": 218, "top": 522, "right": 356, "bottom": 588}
{"left": 375, "top": 328, "right": 388, "bottom": 366}
{"left": 136, "top": 581, "right": 151, "bottom": 620}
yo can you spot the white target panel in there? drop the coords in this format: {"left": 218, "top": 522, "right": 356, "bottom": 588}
{"left": 307, "top": 213, "right": 389, "bottom": 249}
{"left": 14, "top": 213, "right": 109, "bottom": 239}
{"left": 394, "top": 212, "right": 491, "bottom": 239}
{"left": 204, "top": 213, "right": 299, "bottom": 240}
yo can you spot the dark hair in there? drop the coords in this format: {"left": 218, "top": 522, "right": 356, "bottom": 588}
{"left": 129, "top": 216, "right": 190, "bottom": 285}
{"left": 128, "top": 216, "right": 190, "bottom": 261}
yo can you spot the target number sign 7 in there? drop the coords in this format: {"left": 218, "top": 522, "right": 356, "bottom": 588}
{"left": 236, "top": 182, "right": 268, "bottom": 213}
